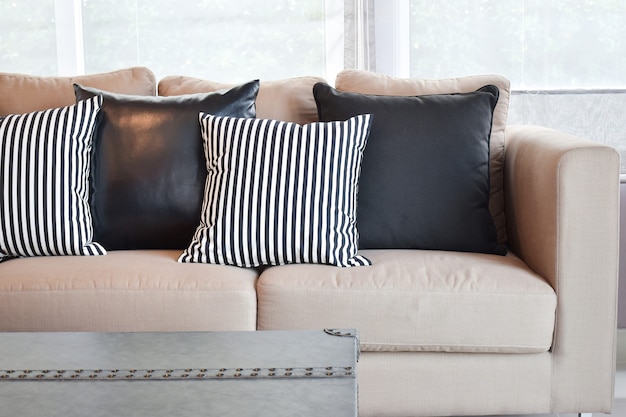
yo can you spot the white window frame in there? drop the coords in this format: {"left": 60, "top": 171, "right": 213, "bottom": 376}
{"left": 324, "top": 0, "right": 345, "bottom": 83}
{"left": 54, "top": 0, "right": 84, "bottom": 76}
{"left": 372, "top": 0, "right": 409, "bottom": 78}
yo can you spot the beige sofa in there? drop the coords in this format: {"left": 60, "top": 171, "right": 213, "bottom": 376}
{"left": 0, "top": 67, "right": 620, "bottom": 417}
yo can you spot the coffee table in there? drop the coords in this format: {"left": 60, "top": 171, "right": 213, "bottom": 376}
{"left": 0, "top": 329, "right": 358, "bottom": 417}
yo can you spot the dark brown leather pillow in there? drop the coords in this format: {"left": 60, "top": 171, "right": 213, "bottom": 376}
{"left": 74, "top": 80, "right": 259, "bottom": 250}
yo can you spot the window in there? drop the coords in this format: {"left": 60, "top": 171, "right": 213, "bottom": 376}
{"left": 0, "top": 0, "right": 58, "bottom": 75}
{"left": 0, "top": 0, "right": 343, "bottom": 81}
{"left": 367, "top": 0, "right": 626, "bottom": 90}
{"left": 2, "top": 0, "right": 625, "bottom": 161}
{"left": 369, "top": 0, "right": 626, "bottom": 162}
{"left": 81, "top": 0, "right": 343, "bottom": 82}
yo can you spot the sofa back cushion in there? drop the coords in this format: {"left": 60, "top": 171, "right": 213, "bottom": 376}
{"left": 158, "top": 75, "right": 324, "bottom": 125}
{"left": 74, "top": 80, "right": 259, "bottom": 250}
{"left": 334, "top": 70, "right": 510, "bottom": 245}
{"left": 0, "top": 67, "right": 156, "bottom": 116}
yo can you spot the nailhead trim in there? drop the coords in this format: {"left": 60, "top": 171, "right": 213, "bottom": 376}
{"left": 0, "top": 367, "right": 355, "bottom": 381}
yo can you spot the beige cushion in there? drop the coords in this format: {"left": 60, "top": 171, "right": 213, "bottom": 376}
{"left": 334, "top": 70, "right": 511, "bottom": 244}
{"left": 257, "top": 249, "right": 556, "bottom": 353}
{"left": 158, "top": 75, "right": 325, "bottom": 125}
{"left": 0, "top": 67, "right": 156, "bottom": 116}
{"left": 0, "top": 250, "right": 258, "bottom": 332}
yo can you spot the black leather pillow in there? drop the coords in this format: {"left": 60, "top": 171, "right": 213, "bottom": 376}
{"left": 314, "top": 83, "right": 505, "bottom": 255}
{"left": 74, "top": 80, "right": 259, "bottom": 250}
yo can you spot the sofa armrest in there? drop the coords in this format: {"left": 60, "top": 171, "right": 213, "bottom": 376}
{"left": 504, "top": 125, "right": 620, "bottom": 412}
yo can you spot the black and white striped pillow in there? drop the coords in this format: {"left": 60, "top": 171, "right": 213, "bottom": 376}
{"left": 179, "top": 113, "right": 372, "bottom": 267}
{"left": 0, "top": 96, "right": 105, "bottom": 261}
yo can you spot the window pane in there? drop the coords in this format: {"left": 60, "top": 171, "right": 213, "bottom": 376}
{"left": 409, "top": 0, "right": 626, "bottom": 89}
{"left": 0, "top": 0, "right": 57, "bottom": 75}
{"left": 82, "top": 0, "right": 327, "bottom": 82}
{"left": 522, "top": 1, "right": 626, "bottom": 89}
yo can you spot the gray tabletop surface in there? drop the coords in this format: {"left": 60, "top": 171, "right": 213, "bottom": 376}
{"left": 0, "top": 329, "right": 359, "bottom": 417}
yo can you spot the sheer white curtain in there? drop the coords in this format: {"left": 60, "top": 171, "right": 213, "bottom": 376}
{"left": 344, "top": 0, "right": 375, "bottom": 72}
{"left": 508, "top": 90, "right": 626, "bottom": 174}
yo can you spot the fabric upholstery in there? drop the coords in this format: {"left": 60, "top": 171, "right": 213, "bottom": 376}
{"left": 0, "top": 250, "right": 258, "bottom": 331}
{"left": 505, "top": 125, "right": 620, "bottom": 412}
{"left": 0, "top": 96, "right": 105, "bottom": 261}
{"left": 335, "top": 69, "right": 510, "bottom": 244}
{"left": 180, "top": 114, "right": 372, "bottom": 267}
{"left": 257, "top": 249, "right": 556, "bottom": 353}
{"left": 74, "top": 81, "right": 259, "bottom": 250}
{"left": 0, "top": 67, "right": 156, "bottom": 116}
{"left": 314, "top": 82, "right": 502, "bottom": 254}
{"left": 158, "top": 75, "right": 325, "bottom": 125}
{"left": 357, "top": 351, "right": 552, "bottom": 417}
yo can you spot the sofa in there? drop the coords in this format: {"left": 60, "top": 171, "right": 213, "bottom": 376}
{"left": 0, "top": 66, "right": 620, "bottom": 417}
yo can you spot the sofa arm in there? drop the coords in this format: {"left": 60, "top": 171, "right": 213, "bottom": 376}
{"left": 505, "top": 125, "right": 620, "bottom": 412}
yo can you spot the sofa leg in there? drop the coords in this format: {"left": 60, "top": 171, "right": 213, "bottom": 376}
{"left": 578, "top": 413, "right": 593, "bottom": 417}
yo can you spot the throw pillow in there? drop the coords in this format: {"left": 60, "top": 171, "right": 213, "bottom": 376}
{"left": 158, "top": 75, "right": 325, "bottom": 125}
{"left": 74, "top": 80, "right": 259, "bottom": 250}
{"left": 0, "top": 96, "right": 105, "bottom": 261}
{"left": 179, "top": 113, "right": 373, "bottom": 268}
{"left": 334, "top": 69, "right": 510, "bottom": 245}
{"left": 0, "top": 67, "right": 156, "bottom": 116}
{"left": 314, "top": 82, "right": 505, "bottom": 255}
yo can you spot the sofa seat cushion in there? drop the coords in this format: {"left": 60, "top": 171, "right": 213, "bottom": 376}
{"left": 0, "top": 250, "right": 258, "bottom": 332}
{"left": 257, "top": 249, "right": 556, "bottom": 353}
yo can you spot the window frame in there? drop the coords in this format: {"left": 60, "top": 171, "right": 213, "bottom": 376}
{"left": 54, "top": 0, "right": 84, "bottom": 76}
{"left": 372, "top": 0, "right": 410, "bottom": 78}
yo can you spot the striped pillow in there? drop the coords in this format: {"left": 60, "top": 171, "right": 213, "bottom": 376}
{"left": 0, "top": 96, "right": 105, "bottom": 261}
{"left": 179, "top": 113, "right": 372, "bottom": 268}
